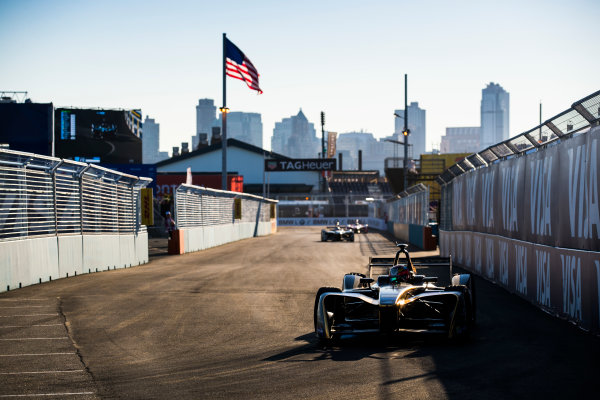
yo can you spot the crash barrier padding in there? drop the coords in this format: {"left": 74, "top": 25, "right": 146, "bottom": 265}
{"left": 444, "top": 125, "right": 600, "bottom": 252}
{"left": 440, "top": 230, "right": 600, "bottom": 334}
{"left": 168, "top": 230, "right": 185, "bottom": 255}
{"left": 0, "top": 231, "right": 149, "bottom": 292}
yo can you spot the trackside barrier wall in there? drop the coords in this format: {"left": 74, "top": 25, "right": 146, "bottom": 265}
{"left": 438, "top": 90, "right": 600, "bottom": 333}
{"left": 0, "top": 149, "right": 152, "bottom": 293}
{"left": 383, "top": 184, "right": 434, "bottom": 250}
{"left": 174, "top": 184, "right": 277, "bottom": 253}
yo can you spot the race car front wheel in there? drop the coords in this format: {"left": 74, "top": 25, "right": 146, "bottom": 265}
{"left": 314, "top": 287, "right": 341, "bottom": 343}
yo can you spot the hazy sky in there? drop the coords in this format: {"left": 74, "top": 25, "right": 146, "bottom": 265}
{"left": 1, "top": 0, "right": 599, "bottom": 154}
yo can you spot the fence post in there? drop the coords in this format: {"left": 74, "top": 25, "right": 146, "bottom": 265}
{"left": 50, "top": 161, "right": 63, "bottom": 236}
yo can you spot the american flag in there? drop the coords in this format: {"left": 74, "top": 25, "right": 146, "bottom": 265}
{"left": 225, "top": 37, "right": 262, "bottom": 94}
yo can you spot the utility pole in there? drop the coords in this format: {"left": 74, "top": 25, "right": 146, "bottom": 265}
{"left": 321, "top": 111, "right": 326, "bottom": 193}
{"left": 403, "top": 74, "right": 409, "bottom": 192}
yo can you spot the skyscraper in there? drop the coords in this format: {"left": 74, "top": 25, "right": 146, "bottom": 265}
{"left": 440, "top": 127, "right": 480, "bottom": 154}
{"left": 480, "top": 82, "right": 509, "bottom": 149}
{"left": 142, "top": 116, "right": 168, "bottom": 163}
{"left": 194, "top": 99, "right": 217, "bottom": 150}
{"left": 217, "top": 112, "right": 263, "bottom": 148}
{"left": 394, "top": 102, "right": 426, "bottom": 159}
{"left": 271, "top": 109, "right": 319, "bottom": 158}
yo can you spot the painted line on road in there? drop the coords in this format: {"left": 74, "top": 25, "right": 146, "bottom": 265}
{"left": 0, "top": 338, "right": 68, "bottom": 341}
{"left": 0, "top": 370, "right": 85, "bottom": 375}
{"left": 0, "top": 299, "right": 50, "bottom": 302}
{"left": 0, "top": 314, "right": 58, "bottom": 317}
{"left": 0, "top": 324, "right": 63, "bottom": 328}
{"left": 0, "top": 394, "right": 95, "bottom": 398}
{"left": 0, "top": 353, "right": 75, "bottom": 357}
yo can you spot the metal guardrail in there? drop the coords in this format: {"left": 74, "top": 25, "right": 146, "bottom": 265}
{"left": 436, "top": 90, "right": 600, "bottom": 185}
{"left": 174, "top": 184, "right": 276, "bottom": 228}
{"left": 0, "top": 149, "right": 151, "bottom": 241}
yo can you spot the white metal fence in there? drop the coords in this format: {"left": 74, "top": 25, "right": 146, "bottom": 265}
{"left": 173, "top": 184, "right": 277, "bottom": 253}
{"left": 0, "top": 149, "right": 151, "bottom": 241}
{"left": 174, "top": 184, "right": 273, "bottom": 228}
{"left": 0, "top": 148, "right": 153, "bottom": 293}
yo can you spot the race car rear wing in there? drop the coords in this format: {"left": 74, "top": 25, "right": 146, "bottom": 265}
{"left": 368, "top": 256, "right": 451, "bottom": 279}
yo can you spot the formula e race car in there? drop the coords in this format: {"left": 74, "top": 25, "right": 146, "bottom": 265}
{"left": 321, "top": 223, "right": 355, "bottom": 242}
{"left": 346, "top": 219, "right": 369, "bottom": 233}
{"left": 314, "top": 244, "right": 475, "bottom": 342}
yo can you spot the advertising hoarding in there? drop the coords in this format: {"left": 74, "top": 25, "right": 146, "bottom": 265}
{"left": 55, "top": 108, "right": 142, "bottom": 164}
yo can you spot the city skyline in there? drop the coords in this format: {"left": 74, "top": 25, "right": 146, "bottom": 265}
{"left": 1, "top": 0, "right": 598, "bottom": 155}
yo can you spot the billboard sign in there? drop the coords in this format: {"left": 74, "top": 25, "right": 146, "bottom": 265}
{"left": 141, "top": 188, "right": 154, "bottom": 226}
{"left": 55, "top": 108, "right": 142, "bottom": 164}
{"left": 265, "top": 158, "right": 336, "bottom": 172}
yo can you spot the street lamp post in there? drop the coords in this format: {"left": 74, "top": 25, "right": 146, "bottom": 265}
{"left": 403, "top": 74, "right": 408, "bottom": 191}
{"left": 321, "top": 111, "right": 326, "bottom": 193}
{"left": 392, "top": 74, "right": 410, "bottom": 191}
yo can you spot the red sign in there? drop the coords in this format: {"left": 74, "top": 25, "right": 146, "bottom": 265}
{"left": 155, "top": 174, "right": 243, "bottom": 197}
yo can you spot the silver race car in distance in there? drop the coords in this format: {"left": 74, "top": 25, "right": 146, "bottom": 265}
{"left": 346, "top": 219, "right": 369, "bottom": 233}
{"left": 321, "top": 222, "right": 355, "bottom": 242}
{"left": 314, "top": 244, "right": 475, "bottom": 343}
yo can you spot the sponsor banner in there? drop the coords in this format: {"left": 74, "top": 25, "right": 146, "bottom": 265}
{"left": 386, "top": 189, "right": 429, "bottom": 226}
{"left": 558, "top": 131, "right": 600, "bottom": 251}
{"left": 441, "top": 230, "right": 600, "bottom": 333}
{"left": 277, "top": 217, "right": 385, "bottom": 229}
{"left": 265, "top": 158, "right": 336, "bottom": 172}
{"left": 327, "top": 132, "right": 337, "bottom": 158}
{"left": 446, "top": 125, "right": 600, "bottom": 251}
{"left": 140, "top": 188, "right": 154, "bottom": 226}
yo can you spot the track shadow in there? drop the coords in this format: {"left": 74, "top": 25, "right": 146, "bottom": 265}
{"left": 262, "top": 331, "right": 457, "bottom": 364}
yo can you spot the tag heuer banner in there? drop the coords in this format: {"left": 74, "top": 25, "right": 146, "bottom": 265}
{"left": 265, "top": 158, "right": 337, "bottom": 172}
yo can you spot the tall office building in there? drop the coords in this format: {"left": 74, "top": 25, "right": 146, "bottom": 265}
{"left": 216, "top": 112, "right": 263, "bottom": 148}
{"left": 394, "top": 102, "right": 426, "bottom": 159}
{"left": 142, "top": 116, "right": 168, "bottom": 163}
{"left": 271, "top": 109, "right": 319, "bottom": 158}
{"left": 440, "top": 127, "right": 480, "bottom": 154}
{"left": 480, "top": 82, "right": 509, "bottom": 149}
{"left": 194, "top": 99, "right": 217, "bottom": 150}
{"left": 336, "top": 131, "right": 400, "bottom": 174}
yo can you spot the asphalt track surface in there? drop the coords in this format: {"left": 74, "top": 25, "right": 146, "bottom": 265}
{"left": 1, "top": 227, "right": 599, "bottom": 399}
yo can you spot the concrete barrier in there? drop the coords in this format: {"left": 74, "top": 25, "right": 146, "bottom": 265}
{"left": 179, "top": 220, "right": 273, "bottom": 254}
{"left": 440, "top": 230, "right": 600, "bottom": 334}
{"left": 0, "top": 233, "right": 150, "bottom": 293}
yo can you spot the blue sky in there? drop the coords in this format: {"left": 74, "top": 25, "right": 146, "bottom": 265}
{"left": 1, "top": 0, "right": 599, "bottom": 153}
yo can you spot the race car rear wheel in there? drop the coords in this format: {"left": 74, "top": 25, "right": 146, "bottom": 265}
{"left": 314, "top": 287, "right": 341, "bottom": 344}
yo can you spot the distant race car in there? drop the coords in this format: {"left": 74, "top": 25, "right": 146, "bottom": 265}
{"left": 321, "top": 223, "right": 355, "bottom": 242}
{"left": 314, "top": 243, "right": 475, "bottom": 343}
{"left": 346, "top": 219, "right": 369, "bottom": 233}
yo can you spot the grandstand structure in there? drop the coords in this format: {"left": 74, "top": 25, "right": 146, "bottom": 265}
{"left": 328, "top": 171, "right": 392, "bottom": 198}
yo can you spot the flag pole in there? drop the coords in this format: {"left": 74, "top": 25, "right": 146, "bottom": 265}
{"left": 221, "top": 33, "right": 228, "bottom": 191}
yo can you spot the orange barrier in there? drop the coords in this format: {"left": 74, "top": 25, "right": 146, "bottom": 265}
{"left": 168, "top": 230, "right": 185, "bottom": 255}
